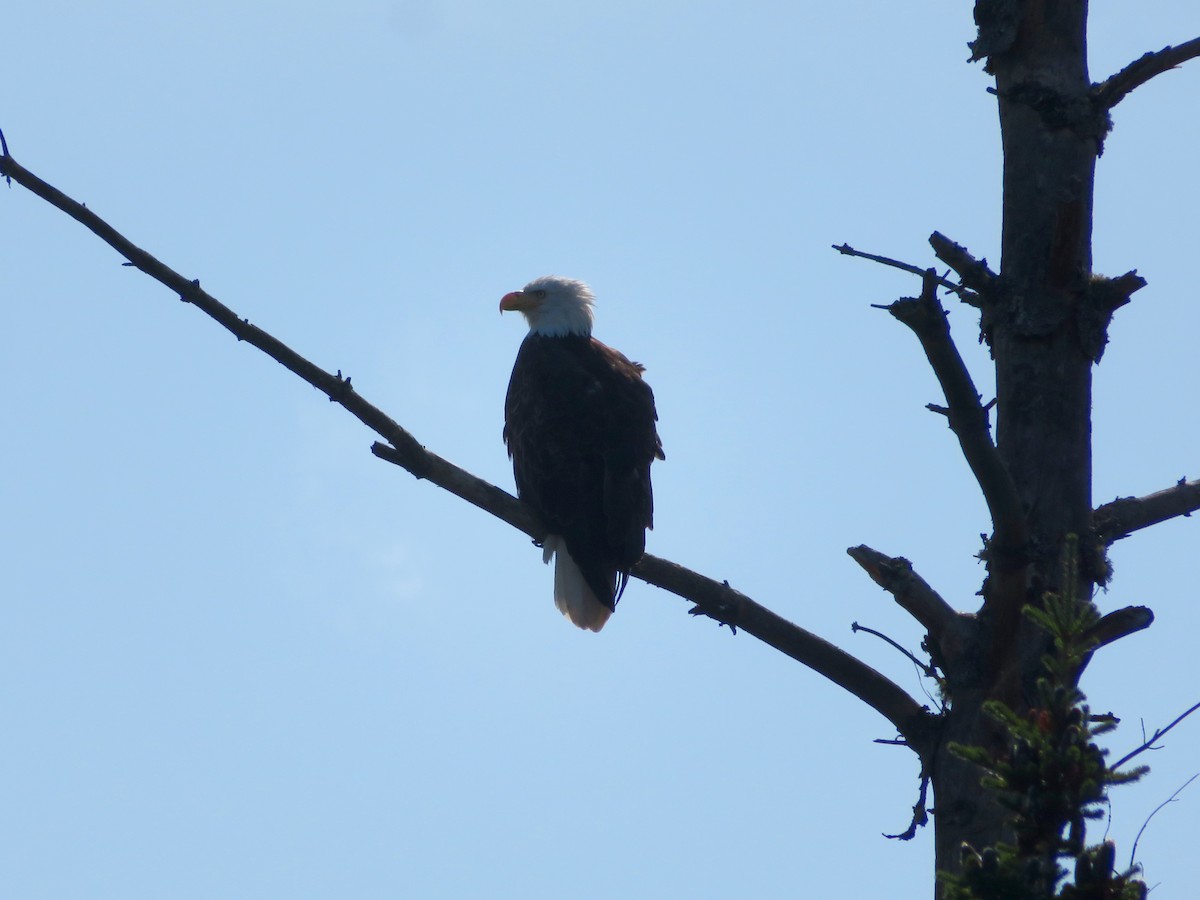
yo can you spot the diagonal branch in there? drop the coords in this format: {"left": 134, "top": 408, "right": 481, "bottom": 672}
{"left": 633, "top": 555, "right": 937, "bottom": 751}
{"left": 928, "top": 231, "right": 999, "bottom": 299}
{"left": 0, "top": 148, "right": 440, "bottom": 476}
{"left": 882, "top": 271, "right": 1028, "bottom": 569}
{"left": 1093, "top": 37, "right": 1200, "bottom": 111}
{"left": 1094, "top": 478, "right": 1200, "bottom": 545}
{"left": 1, "top": 146, "right": 937, "bottom": 752}
{"left": 373, "top": 439, "right": 934, "bottom": 748}
{"left": 833, "top": 242, "right": 981, "bottom": 307}
{"left": 846, "top": 545, "right": 967, "bottom": 658}
{"left": 1111, "top": 699, "right": 1200, "bottom": 772}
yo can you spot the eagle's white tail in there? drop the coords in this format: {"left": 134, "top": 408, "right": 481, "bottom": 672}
{"left": 542, "top": 535, "right": 612, "bottom": 632}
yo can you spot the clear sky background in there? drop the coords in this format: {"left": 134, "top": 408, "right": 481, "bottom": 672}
{"left": 3, "top": 3, "right": 1198, "bottom": 898}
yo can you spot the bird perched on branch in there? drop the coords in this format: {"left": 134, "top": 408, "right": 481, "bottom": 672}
{"left": 500, "top": 276, "right": 664, "bottom": 631}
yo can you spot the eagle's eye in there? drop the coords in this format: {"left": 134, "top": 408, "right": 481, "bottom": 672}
{"left": 532, "top": 289, "right": 548, "bottom": 300}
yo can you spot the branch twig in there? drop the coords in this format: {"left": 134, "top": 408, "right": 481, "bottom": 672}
{"left": 832, "top": 243, "right": 981, "bottom": 306}
{"left": 1129, "top": 772, "right": 1198, "bottom": 871}
{"left": 845, "top": 545, "right": 965, "bottom": 654}
{"left": 851, "top": 621, "right": 938, "bottom": 680}
{"left": 1094, "top": 478, "right": 1200, "bottom": 545}
{"left": 1093, "top": 37, "right": 1200, "bottom": 111}
{"left": 0, "top": 147, "right": 938, "bottom": 751}
{"left": 1111, "top": 700, "right": 1200, "bottom": 772}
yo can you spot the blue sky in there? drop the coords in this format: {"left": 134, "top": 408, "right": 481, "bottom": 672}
{"left": 3, "top": 2, "right": 1199, "bottom": 897}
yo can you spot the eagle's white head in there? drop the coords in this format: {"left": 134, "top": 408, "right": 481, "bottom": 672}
{"left": 499, "top": 275, "right": 595, "bottom": 337}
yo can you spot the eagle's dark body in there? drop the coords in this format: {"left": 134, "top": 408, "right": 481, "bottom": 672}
{"left": 504, "top": 333, "right": 663, "bottom": 625}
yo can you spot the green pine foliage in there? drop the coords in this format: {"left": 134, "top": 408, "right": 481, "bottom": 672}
{"left": 941, "top": 539, "right": 1148, "bottom": 899}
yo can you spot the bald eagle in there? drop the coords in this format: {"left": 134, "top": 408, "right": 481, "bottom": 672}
{"left": 500, "top": 276, "right": 664, "bottom": 631}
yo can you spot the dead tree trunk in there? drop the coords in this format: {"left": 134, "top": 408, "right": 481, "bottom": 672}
{"left": 911, "top": 1, "right": 1179, "bottom": 889}
{"left": 934, "top": 0, "right": 1100, "bottom": 878}
{"left": 848, "top": 4, "right": 1198, "bottom": 893}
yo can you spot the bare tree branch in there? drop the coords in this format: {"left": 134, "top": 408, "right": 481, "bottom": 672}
{"left": 1093, "top": 37, "right": 1200, "bottom": 111}
{"left": 851, "top": 621, "right": 938, "bottom": 680}
{"left": 371, "top": 443, "right": 935, "bottom": 747}
{"left": 1079, "top": 270, "right": 1148, "bottom": 362}
{"left": 846, "top": 545, "right": 967, "bottom": 656}
{"left": 1129, "top": 773, "right": 1199, "bottom": 872}
{"left": 1094, "top": 478, "right": 1200, "bottom": 545}
{"left": 832, "top": 242, "right": 981, "bottom": 307}
{"left": 880, "top": 271, "right": 1029, "bottom": 573}
{"left": 1, "top": 147, "right": 937, "bottom": 751}
{"left": 635, "top": 554, "right": 936, "bottom": 748}
{"left": 1112, "top": 699, "right": 1200, "bottom": 772}
{"left": 1088, "top": 270, "right": 1146, "bottom": 313}
{"left": 928, "top": 231, "right": 999, "bottom": 298}
{"left": 1084, "top": 605, "right": 1154, "bottom": 651}
{"left": 371, "top": 441, "right": 542, "bottom": 533}
{"left": 0, "top": 148, "right": 459, "bottom": 469}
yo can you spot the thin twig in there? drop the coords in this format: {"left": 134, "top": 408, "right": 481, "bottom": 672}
{"left": 0, "top": 147, "right": 939, "bottom": 752}
{"left": 1129, "top": 773, "right": 1198, "bottom": 870}
{"left": 832, "top": 243, "right": 980, "bottom": 306}
{"left": 852, "top": 621, "right": 938, "bottom": 679}
{"left": 1111, "top": 700, "right": 1200, "bottom": 772}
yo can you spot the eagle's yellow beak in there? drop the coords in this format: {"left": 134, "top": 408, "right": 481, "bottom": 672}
{"left": 499, "top": 290, "right": 540, "bottom": 313}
